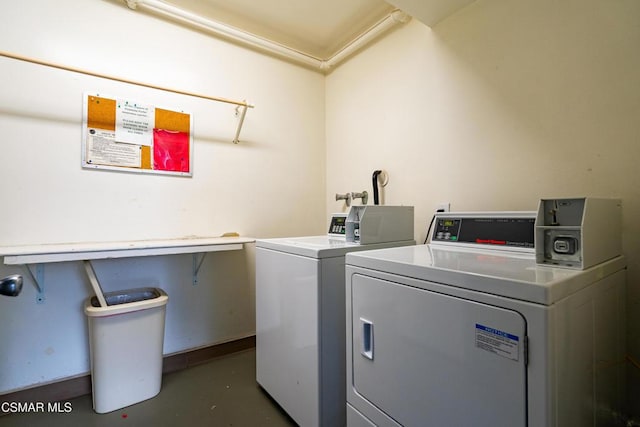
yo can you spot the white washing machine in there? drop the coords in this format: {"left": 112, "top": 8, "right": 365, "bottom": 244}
{"left": 256, "top": 232, "right": 415, "bottom": 427}
{"left": 345, "top": 212, "right": 626, "bottom": 427}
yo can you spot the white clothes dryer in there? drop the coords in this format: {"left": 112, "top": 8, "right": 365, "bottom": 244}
{"left": 345, "top": 212, "right": 626, "bottom": 427}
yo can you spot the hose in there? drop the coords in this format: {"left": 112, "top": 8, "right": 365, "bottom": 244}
{"left": 372, "top": 170, "right": 382, "bottom": 205}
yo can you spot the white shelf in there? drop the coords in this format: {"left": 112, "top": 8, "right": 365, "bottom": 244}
{"left": 0, "top": 236, "right": 255, "bottom": 265}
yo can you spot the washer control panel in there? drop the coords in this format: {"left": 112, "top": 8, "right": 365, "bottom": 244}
{"left": 328, "top": 213, "right": 347, "bottom": 236}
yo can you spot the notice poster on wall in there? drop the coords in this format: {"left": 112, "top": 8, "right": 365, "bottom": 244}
{"left": 115, "top": 99, "right": 154, "bottom": 146}
{"left": 82, "top": 93, "right": 193, "bottom": 176}
{"left": 86, "top": 129, "right": 142, "bottom": 167}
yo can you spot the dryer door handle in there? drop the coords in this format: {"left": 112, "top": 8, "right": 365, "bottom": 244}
{"left": 360, "top": 317, "right": 374, "bottom": 360}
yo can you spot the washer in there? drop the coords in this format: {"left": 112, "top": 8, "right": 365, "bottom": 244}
{"left": 256, "top": 235, "right": 415, "bottom": 427}
{"left": 345, "top": 212, "right": 626, "bottom": 427}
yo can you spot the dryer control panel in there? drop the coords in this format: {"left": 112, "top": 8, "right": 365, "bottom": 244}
{"left": 431, "top": 212, "right": 536, "bottom": 250}
{"left": 432, "top": 218, "right": 462, "bottom": 242}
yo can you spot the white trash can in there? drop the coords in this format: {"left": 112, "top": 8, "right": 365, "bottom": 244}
{"left": 84, "top": 287, "right": 168, "bottom": 414}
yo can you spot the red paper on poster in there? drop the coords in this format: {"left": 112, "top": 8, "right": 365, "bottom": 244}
{"left": 153, "top": 129, "right": 190, "bottom": 172}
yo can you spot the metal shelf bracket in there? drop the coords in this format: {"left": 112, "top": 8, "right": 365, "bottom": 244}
{"left": 23, "top": 264, "right": 45, "bottom": 304}
{"left": 192, "top": 253, "right": 207, "bottom": 285}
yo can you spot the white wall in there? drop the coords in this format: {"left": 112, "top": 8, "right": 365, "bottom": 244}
{"left": 0, "top": 0, "right": 326, "bottom": 392}
{"left": 326, "top": 0, "right": 640, "bottom": 417}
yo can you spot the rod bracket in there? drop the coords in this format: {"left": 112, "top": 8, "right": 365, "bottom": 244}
{"left": 233, "top": 102, "right": 249, "bottom": 144}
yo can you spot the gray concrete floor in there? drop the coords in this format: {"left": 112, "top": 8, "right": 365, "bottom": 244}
{"left": 0, "top": 349, "right": 296, "bottom": 427}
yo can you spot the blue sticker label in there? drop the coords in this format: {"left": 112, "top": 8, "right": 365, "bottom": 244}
{"left": 475, "top": 323, "right": 519, "bottom": 361}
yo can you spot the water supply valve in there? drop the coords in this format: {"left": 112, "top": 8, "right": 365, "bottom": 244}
{"left": 336, "top": 192, "right": 352, "bottom": 207}
{"left": 351, "top": 191, "right": 369, "bottom": 205}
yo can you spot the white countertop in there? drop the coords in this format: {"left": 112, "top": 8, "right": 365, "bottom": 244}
{"left": 0, "top": 236, "right": 255, "bottom": 265}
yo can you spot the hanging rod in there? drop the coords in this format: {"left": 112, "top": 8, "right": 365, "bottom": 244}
{"left": 0, "top": 50, "right": 254, "bottom": 143}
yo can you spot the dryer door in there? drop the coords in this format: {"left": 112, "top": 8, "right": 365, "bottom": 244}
{"left": 350, "top": 274, "right": 527, "bottom": 427}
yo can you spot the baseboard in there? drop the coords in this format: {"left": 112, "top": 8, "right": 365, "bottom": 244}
{"left": 162, "top": 335, "right": 256, "bottom": 373}
{"left": 0, "top": 335, "right": 256, "bottom": 408}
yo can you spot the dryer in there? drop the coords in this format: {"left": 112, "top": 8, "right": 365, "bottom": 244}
{"left": 345, "top": 211, "right": 626, "bottom": 427}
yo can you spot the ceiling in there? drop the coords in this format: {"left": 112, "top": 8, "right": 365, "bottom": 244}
{"left": 143, "top": 0, "right": 396, "bottom": 59}
{"left": 123, "top": 0, "right": 476, "bottom": 71}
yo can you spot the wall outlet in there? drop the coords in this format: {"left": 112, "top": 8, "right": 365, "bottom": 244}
{"left": 436, "top": 202, "right": 450, "bottom": 212}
